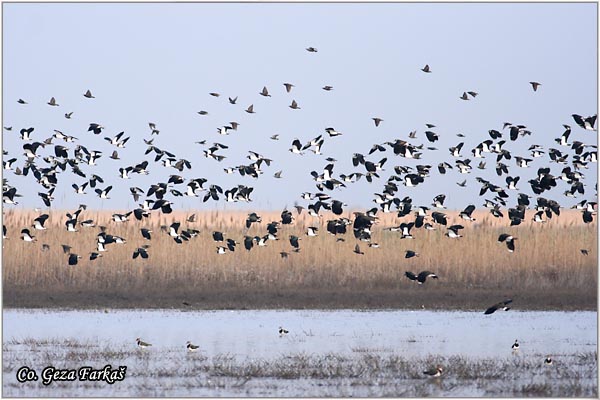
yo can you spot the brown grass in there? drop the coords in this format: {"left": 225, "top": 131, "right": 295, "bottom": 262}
{"left": 2, "top": 208, "right": 597, "bottom": 309}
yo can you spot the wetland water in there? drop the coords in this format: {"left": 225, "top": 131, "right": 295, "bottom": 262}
{"left": 3, "top": 309, "right": 597, "bottom": 396}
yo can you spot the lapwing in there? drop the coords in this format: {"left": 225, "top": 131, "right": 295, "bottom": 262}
{"left": 136, "top": 338, "right": 152, "bottom": 348}
{"left": 216, "top": 246, "right": 227, "bottom": 254}
{"left": 544, "top": 357, "right": 553, "bottom": 365}
{"left": 405, "top": 250, "right": 419, "bottom": 259}
{"left": 446, "top": 225, "right": 464, "bottom": 238}
{"left": 32, "top": 214, "right": 49, "bottom": 230}
{"left": 68, "top": 253, "right": 82, "bottom": 266}
{"left": 423, "top": 366, "right": 442, "bottom": 377}
{"left": 405, "top": 271, "right": 438, "bottom": 284}
{"left": 306, "top": 226, "right": 319, "bottom": 237}
{"left": 572, "top": 114, "right": 597, "bottom": 131}
{"left": 484, "top": 299, "right": 512, "bottom": 314}
{"left": 186, "top": 341, "right": 200, "bottom": 352}
{"left": 21, "top": 229, "right": 36, "bottom": 242}
{"left": 279, "top": 327, "right": 289, "bottom": 336}
{"left": 498, "top": 234, "right": 517, "bottom": 252}
{"left": 512, "top": 339, "right": 520, "bottom": 351}
{"left": 133, "top": 245, "right": 150, "bottom": 259}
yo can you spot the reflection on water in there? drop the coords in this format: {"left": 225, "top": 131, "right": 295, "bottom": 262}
{"left": 3, "top": 309, "right": 596, "bottom": 359}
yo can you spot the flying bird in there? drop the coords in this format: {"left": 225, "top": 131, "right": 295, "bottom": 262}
{"left": 484, "top": 299, "right": 512, "bottom": 315}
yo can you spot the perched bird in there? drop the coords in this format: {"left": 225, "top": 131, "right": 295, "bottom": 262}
{"left": 544, "top": 357, "right": 553, "bottom": 365}
{"left": 512, "top": 339, "right": 520, "bottom": 351}
{"left": 279, "top": 326, "right": 289, "bottom": 336}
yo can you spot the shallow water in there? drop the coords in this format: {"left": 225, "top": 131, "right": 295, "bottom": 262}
{"left": 4, "top": 309, "right": 597, "bottom": 358}
{"left": 3, "top": 309, "right": 597, "bottom": 396}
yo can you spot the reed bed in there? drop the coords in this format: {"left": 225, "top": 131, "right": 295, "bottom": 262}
{"left": 2, "top": 208, "right": 597, "bottom": 309}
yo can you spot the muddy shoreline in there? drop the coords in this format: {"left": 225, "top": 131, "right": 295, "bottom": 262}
{"left": 4, "top": 286, "right": 596, "bottom": 311}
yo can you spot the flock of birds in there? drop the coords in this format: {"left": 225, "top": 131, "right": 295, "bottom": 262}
{"left": 3, "top": 46, "right": 596, "bottom": 376}
{"left": 134, "top": 320, "right": 554, "bottom": 378}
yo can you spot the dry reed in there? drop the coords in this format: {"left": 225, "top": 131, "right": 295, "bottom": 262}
{"left": 2, "top": 208, "right": 597, "bottom": 309}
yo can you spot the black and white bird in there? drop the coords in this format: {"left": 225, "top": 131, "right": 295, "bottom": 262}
{"left": 446, "top": 225, "right": 464, "bottom": 238}
{"left": 95, "top": 186, "right": 113, "bottom": 199}
{"left": 68, "top": 253, "right": 82, "bottom": 266}
{"left": 136, "top": 338, "right": 152, "bottom": 348}
{"left": 21, "top": 228, "right": 36, "bottom": 242}
{"left": 484, "top": 299, "right": 512, "bottom": 315}
{"left": 405, "top": 271, "right": 438, "bottom": 284}
{"left": 186, "top": 341, "right": 200, "bottom": 352}
{"left": 278, "top": 326, "right": 289, "bottom": 336}
{"left": 512, "top": 339, "right": 520, "bottom": 351}
{"left": 572, "top": 114, "right": 597, "bottom": 131}
{"left": 405, "top": 250, "right": 419, "bottom": 259}
{"left": 544, "top": 357, "right": 553, "bottom": 365}
{"left": 104, "top": 131, "right": 130, "bottom": 148}
{"left": 423, "top": 366, "right": 443, "bottom": 377}
{"left": 32, "top": 214, "right": 49, "bottom": 230}
{"left": 498, "top": 234, "right": 517, "bottom": 252}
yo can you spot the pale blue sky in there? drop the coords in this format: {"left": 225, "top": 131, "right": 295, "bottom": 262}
{"left": 2, "top": 3, "right": 597, "bottom": 211}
